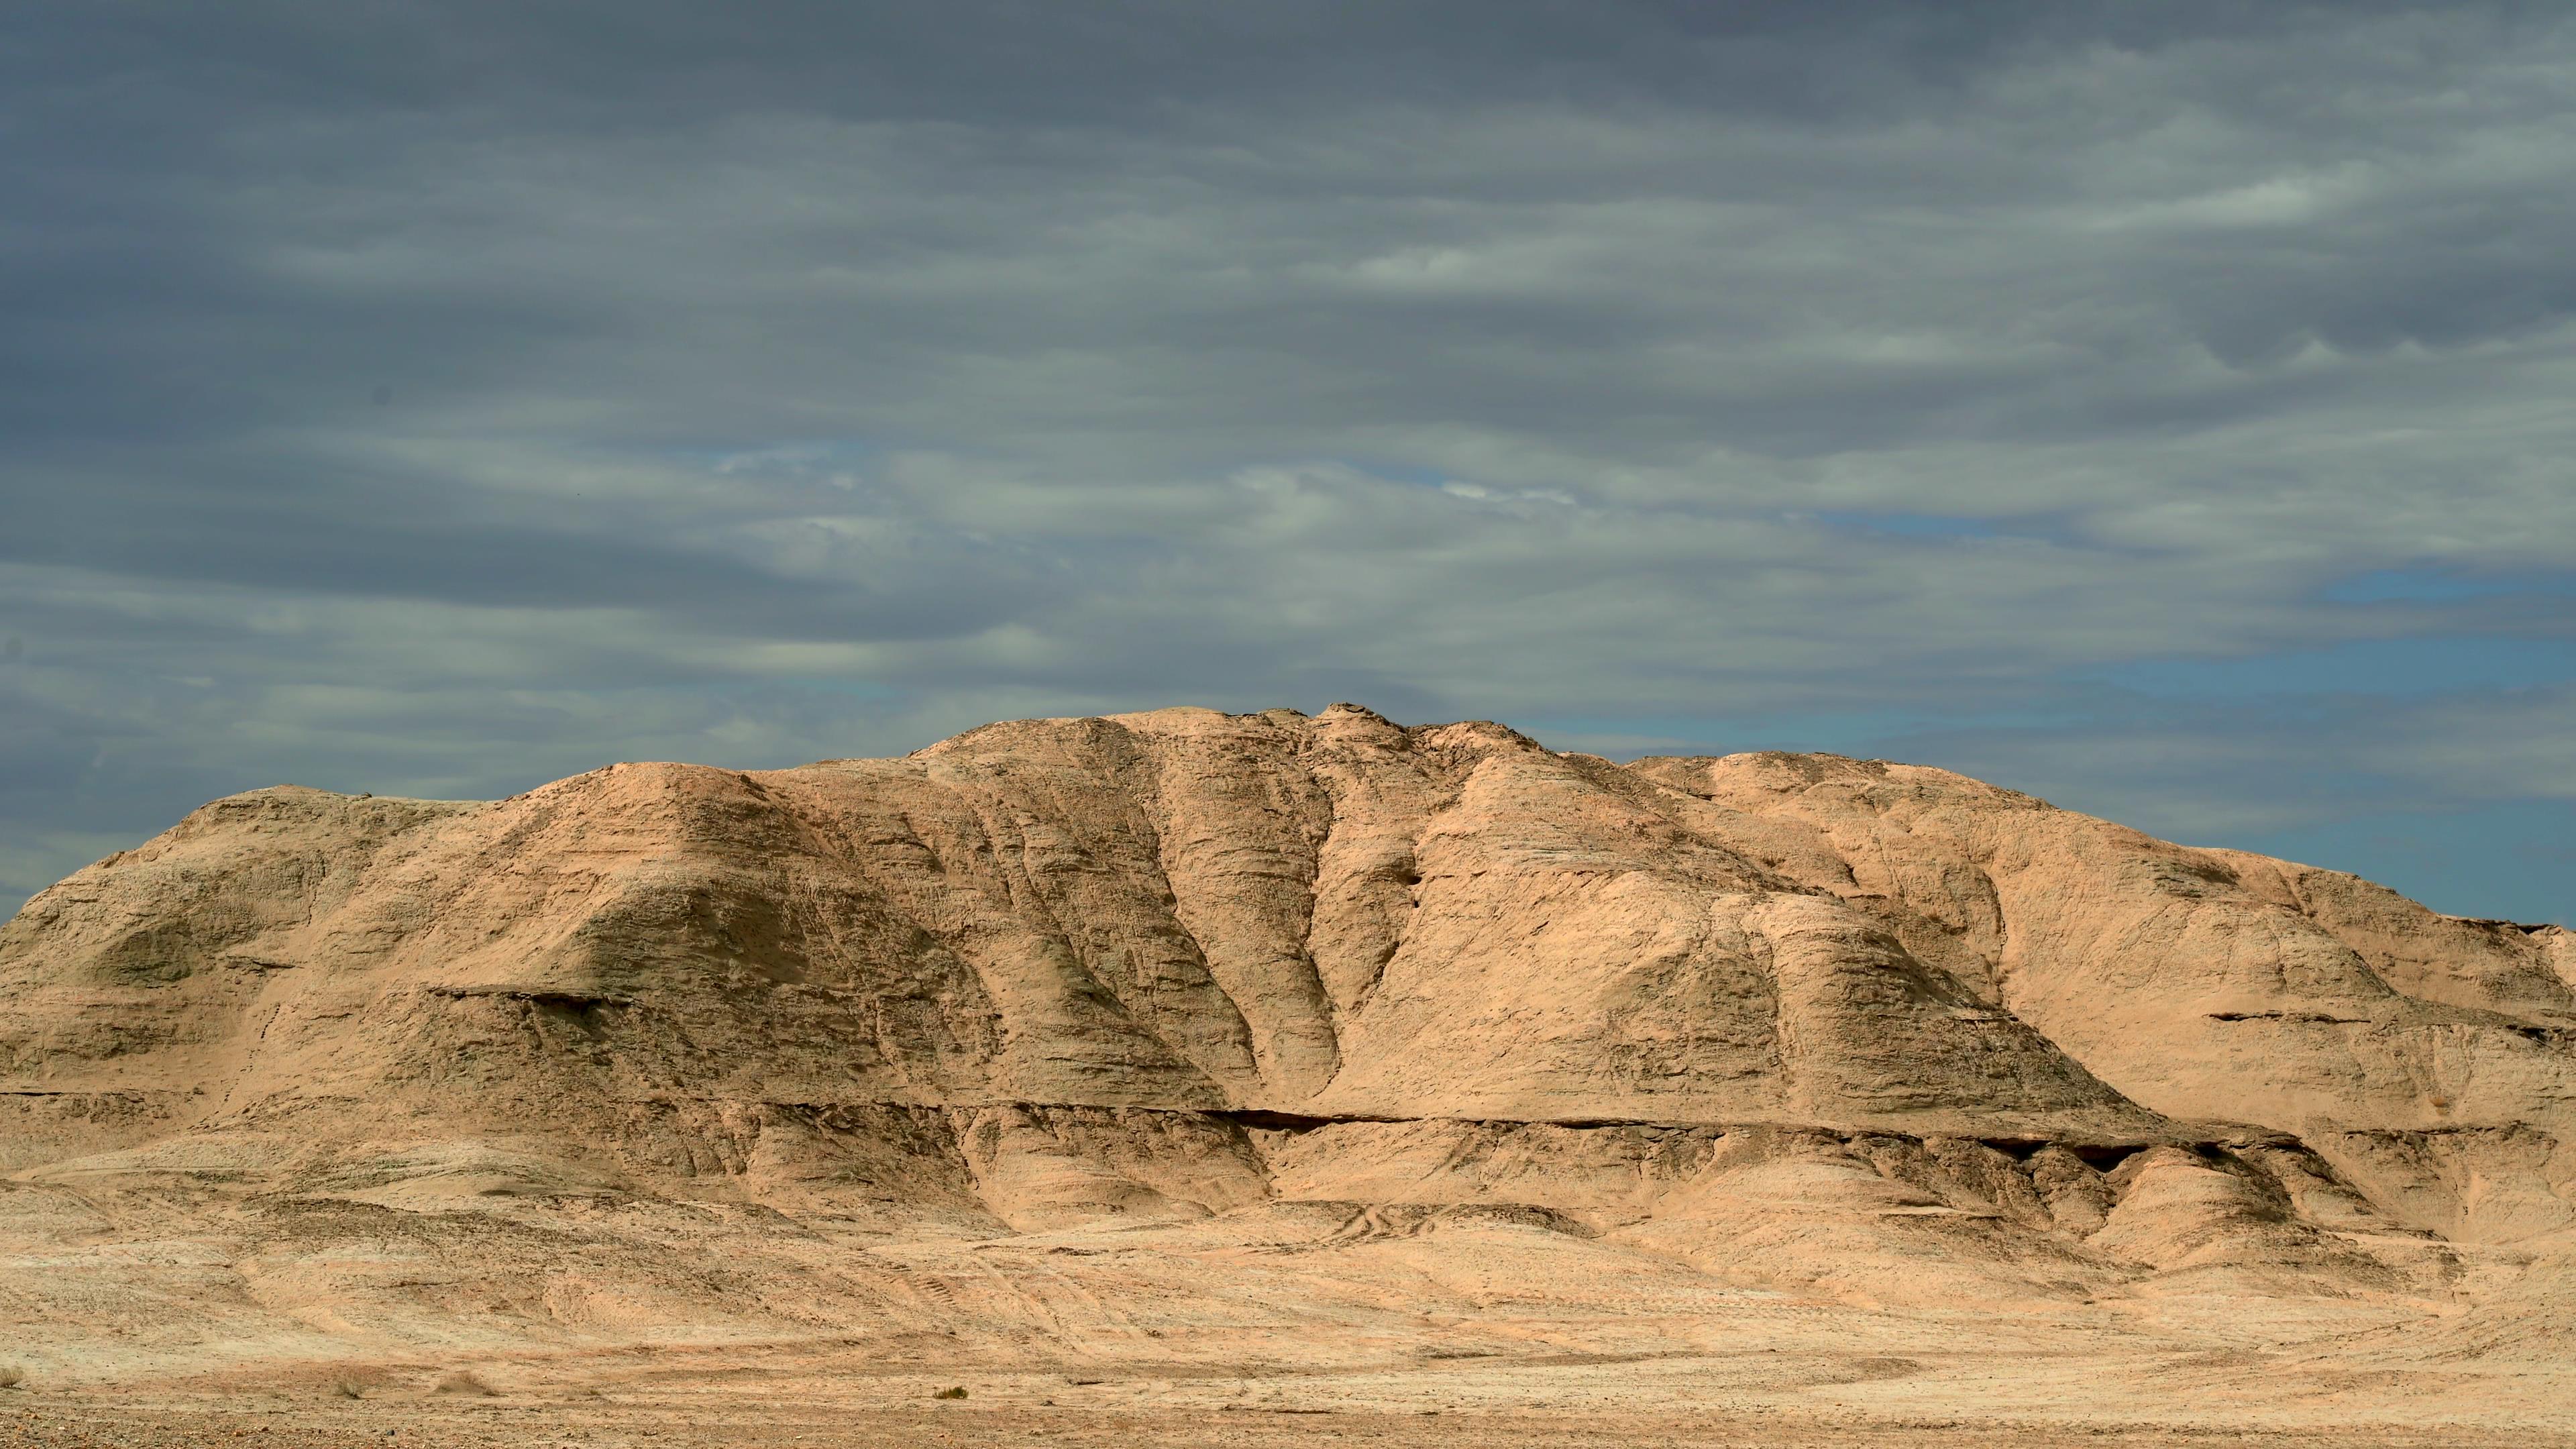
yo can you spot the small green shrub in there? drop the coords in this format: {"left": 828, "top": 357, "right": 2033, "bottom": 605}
{"left": 933, "top": 1385, "right": 968, "bottom": 1400}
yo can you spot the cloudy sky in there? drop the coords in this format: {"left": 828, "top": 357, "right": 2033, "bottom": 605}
{"left": 5, "top": 2, "right": 2571, "bottom": 921}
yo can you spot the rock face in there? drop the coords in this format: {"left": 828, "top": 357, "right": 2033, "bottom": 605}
{"left": 3, "top": 704, "right": 2573, "bottom": 1384}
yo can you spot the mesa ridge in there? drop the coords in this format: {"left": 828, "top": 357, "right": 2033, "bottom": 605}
{"left": 2, "top": 703, "right": 2571, "bottom": 1433}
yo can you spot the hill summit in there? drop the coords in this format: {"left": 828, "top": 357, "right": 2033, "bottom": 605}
{"left": 4, "top": 705, "right": 2572, "bottom": 1424}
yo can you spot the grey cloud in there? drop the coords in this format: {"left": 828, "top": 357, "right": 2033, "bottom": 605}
{"left": 2, "top": 1, "right": 2572, "bottom": 919}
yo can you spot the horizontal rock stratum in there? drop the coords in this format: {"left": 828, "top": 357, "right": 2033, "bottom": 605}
{"left": 3, "top": 704, "right": 2574, "bottom": 1421}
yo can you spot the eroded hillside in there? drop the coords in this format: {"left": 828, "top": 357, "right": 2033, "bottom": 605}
{"left": 1, "top": 705, "right": 2570, "bottom": 1431}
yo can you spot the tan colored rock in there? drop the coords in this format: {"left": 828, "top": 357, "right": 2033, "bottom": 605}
{"left": 2, "top": 703, "right": 2571, "bottom": 1421}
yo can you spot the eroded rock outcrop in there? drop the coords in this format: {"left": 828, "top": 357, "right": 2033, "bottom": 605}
{"left": 3, "top": 703, "right": 2569, "bottom": 1321}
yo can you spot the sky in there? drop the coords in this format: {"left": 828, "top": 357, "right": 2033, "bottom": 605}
{"left": 3, "top": 1, "right": 2571, "bottom": 922}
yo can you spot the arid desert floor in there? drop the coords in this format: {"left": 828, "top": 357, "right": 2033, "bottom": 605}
{"left": 5, "top": 1195, "right": 2573, "bottom": 1446}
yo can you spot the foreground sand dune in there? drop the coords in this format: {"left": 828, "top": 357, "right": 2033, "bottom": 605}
{"left": 2, "top": 704, "right": 2570, "bottom": 1442}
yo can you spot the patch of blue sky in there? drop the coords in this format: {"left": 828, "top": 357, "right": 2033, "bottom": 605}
{"left": 2226, "top": 799, "right": 2574, "bottom": 926}
{"left": 2082, "top": 637, "right": 2576, "bottom": 701}
{"left": 2322, "top": 567, "right": 2576, "bottom": 604}
{"left": 1518, "top": 706, "right": 2094, "bottom": 761}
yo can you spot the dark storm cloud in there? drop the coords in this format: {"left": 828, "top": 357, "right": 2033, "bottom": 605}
{"left": 3, "top": 1, "right": 2573, "bottom": 918}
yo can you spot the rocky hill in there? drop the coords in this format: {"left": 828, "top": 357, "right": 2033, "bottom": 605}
{"left": 3, "top": 704, "right": 2571, "bottom": 1424}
